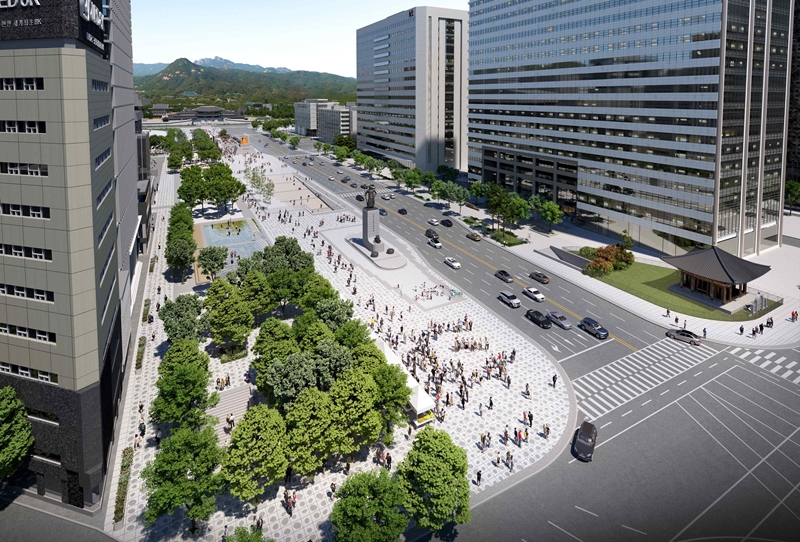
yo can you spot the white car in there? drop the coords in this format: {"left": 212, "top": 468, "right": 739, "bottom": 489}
{"left": 337, "top": 170, "right": 344, "bottom": 174}
{"left": 444, "top": 257, "right": 461, "bottom": 269}
{"left": 428, "top": 238, "right": 443, "bottom": 249}
{"left": 381, "top": 194, "right": 392, "bottom": 200}
{"left": 428, "top": 219, "right": 439, "bottom": 226}
{"left": 328, "top": 176, "right": 334, "bottom": 181}
{"left": 523, "top": 287, "right": 545, "bottom": 302}
{"left": 389, "top": 194, "right": 396, "bottom": 199}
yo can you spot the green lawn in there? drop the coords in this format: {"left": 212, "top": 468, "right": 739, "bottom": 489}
{"left": 597, "top": 262, "right": 778, "bottom": 322}
{"left": 488, "top": 229, "right": 527, "bottom": 247}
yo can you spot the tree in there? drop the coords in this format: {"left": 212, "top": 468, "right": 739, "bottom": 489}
{"left": 167, "top": 151, "right": 182, "bottom": 171}
{"left": 141, "top": 426, "right": 224, "bottom": 532}
{"left": 178, "top": 165, "right": 205, "bottom": 210}
{"left": 252, "top": 318, "right": 300, "bottom": 369}
{"left": 421, "top": 170, "right": 436, "bottom": 188}
{"left": 260, "top": 352, "right": 317, "bottom": 408}
{"left": 297, "top": 319, "right": 335, "bottom": 353}
{"left": 284, "top": 388, "right": 341, "bottom": 475}
{"left": 289, "top": 135, "right": 301, "bottom": 148}
{"left": 165, "top": 237, "right": 197, "bottom": 283}
{"left": 240, "top": 270, "right": 275, "bottom": 320}
{"left": 528, "top": 194, "right": 544, "bottom": 223}
{"left": 540, "top": 200, "right": 564, "bottom": 232}
{"left": 218, "top": 129, "right": 228, "bottom": 138}
{"left": 0, "top": 386, "right": 34, "bottom": 480}
{"left": 251, "top": 120, "right": 261, "bottom": 129}
{"left": 323, "top": 143, "right": 332, "bottom": 154}
{"left": 371, "top": 363, "right": 411, "bottom": 441}
{"left": 272, "top": 236, "right": 314, "bottom": 271}
{"left": 333, "top": 133, "right": 357, "bottom": 152}
{"left": 333, "top": 146, "right": 349, "bottom": 163}
{"left": 451, "top": 183, "right": 471, "bottom": 215}
{"left": 159, "top": 295, "right": 205, "bottom": 343}
{"left": 197, "top": 246, "right": 228, "bottom": 280}
{"left": 397, "top": 427, "right": 471, "bottom": 531}
{"left": 506, "top": 193, "right": 531, "bottom": 229}
{"left": 158, "top": 339, "right": 209, "bottom": 378}
{"left": 222, "top": 405, "right": 288, "bottom": 503}
{"left": 471, "top": 182, "right": 487, "bottom": 204}
{"left": 621, "top": 229, "right": 635, "bottom": 250}
{"left": 314, "top": 337, "right": 353, "bottom": 391}
{"left": 350, "top": 342, "right": 386, "bottom": 374}
{"left": 786, "top": 179, "right": 800, "bottom": 215}
{"left": 334, "top": 320, "right": 371, "bottom": 348}
{"left": 314, "top": 298, "right": 354, "bottom": 332}
{"left": 403, "top": 169, "right": 421, "bottom": 193}
{"left": 430, "top": 179, "right": 446, "bottom": 202}
{"left": 313, "top": 141, "right": 324, "bottom": 153}
{"left": 330, "top": 469, "right": 409, "bottom": 542}
{"left": 204, "top": 278, "right": 238, "bottom": 313}
{"left": 150, "top": 362, "right": 219, "bottom": 428}
{"left": 270, "top": 128, "right": 279, "bottom": 139}
{"left": 436, "top": 165, "right": 459, "bottom": 183}
{"left": 278, "top": 131, "right": 289, "bottom": 143}
{"left": 229, "top": 526, "right": 272, "bottom": 542}
{"left": 208, "top": 288, "right": 254, "bottom": 350}
{"left": 298, "top": 273, "right": 338, "bottom": 312}
{"left": 330, "top": 369, "right": 382, "bottom": 456}
{"left": 486, "top": 183, "right": 510, "bottom": 231}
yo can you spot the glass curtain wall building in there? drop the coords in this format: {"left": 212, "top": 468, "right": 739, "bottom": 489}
{"left": 467, "top": 0, "right": 794, "bottom": 256}
{"left": 357, "top": 6, "right": 469, "bottom": 171}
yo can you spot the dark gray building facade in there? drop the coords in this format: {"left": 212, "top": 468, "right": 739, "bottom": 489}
{"left": 0, "top": 0, "right": 134, "bottom": 510}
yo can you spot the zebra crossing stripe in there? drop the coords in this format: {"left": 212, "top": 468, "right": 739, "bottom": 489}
{"left": 794, "top": 375, "right": 800, "bottom": 384}
{"left": 604, "top": 386, "right": 631, "bottom": 403}
{"left": 786, "top": 361, "right": 796, "bottom": 369}
{"left": 635, "top": 370, "right": 662, "bottom": 387}
{"left": 604, "top": 365, "right": 630, "bottom": 379}
{"left": 647, "top": 364, "right": 675, "bottom": 380}
{"left": 765, "top": 352, "right": 775, "bottom": 359}
{"left": 740, "top": 351, "right": 752, "bottom": 359}
{"left": 579, "top": 401, "right": 604, "bottom": 419}
{"left": 730, "top": 347, "right": 742, "bottom": 354}
{"left": 782, "top": 370, "right": 794, "bottom": 379}
{"left": 592, "top": 393, "right": 618, "bottom": 410}
{"left": 616, "top": 380, "right": 641, "bottom": 396}
{"left": 760, "top": 360, "right": 772, "bottom": 369}
{"left": 770, "top": 365, "right": 783, "bottom": 374}
{"left": 751, "top": 356, "right": 762, "bottom": 364}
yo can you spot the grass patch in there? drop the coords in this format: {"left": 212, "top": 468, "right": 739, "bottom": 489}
{"left": 220, "top": 346, "right": 248, "bottom": 363}
{"left": 597, "top": 262, "right": 779, "bottom": 322}
{"left": 141, "top": 299, "right": 151, "bottom": 323}
{"left": 113, "top": 447, "right": 134, "bottom": 523}
{"left": 488, "top": 229, "right": 527, "bottom": 247}
{"left": 211, "top": 220, "right": 248, "bottom": 230}
{"left": 463, "top": 216, "right": 485, "bottom": 230}
{"left": 149, "top": 257, "right": 156, "bottom": 273}
{"left": 136, "top": 336, "right": 146, "bottom": 370}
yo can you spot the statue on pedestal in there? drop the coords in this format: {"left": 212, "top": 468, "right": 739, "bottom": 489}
{"left": 365, "top": 185, "right": 377, "bottom": 208}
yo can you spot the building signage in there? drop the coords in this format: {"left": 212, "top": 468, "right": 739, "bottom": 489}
{"left": 0, "top": 0, "right": 106, "bottom": 54}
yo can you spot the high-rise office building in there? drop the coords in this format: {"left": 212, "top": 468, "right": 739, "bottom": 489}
{"left": 317, "top": 102, "right": 357, "bottom": 144}
{"left": 294, "top": 98, "right": 336, "bottom": 137}
{"left": 0, "top": 0, "right": 136, "bottom": 510}
{"left": 788, "top": 0, "right": 800, "bottom": 181}
{"left": 357, "top": 6, "right": 469, "bottom": 171}
{"left": 468, "top": 0, "right": 794, "bottom": 257}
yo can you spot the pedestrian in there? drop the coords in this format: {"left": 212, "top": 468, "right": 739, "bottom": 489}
{"left": 526, "top": 382, "right": 530, "bottom": 398}
{"left": 256, "top": 516, "right": 264, "bottom": 531}
{"left": 481, "top": 433, "right": 486, "bottom": 450}
{"left": 230, "top": 413, "right": 235, "bottom": 427}
{"left": 703, "top": 328, "right": 707, "bottom": 339}
{"left": 740, "top": 324, "right": 744, "bottom": 335}
{"left": 138, "top": 399, "right": 144, "bottom": 413}
{"left": 683, "top": 319, "right": 687, "bottom": 329}
{"left": 528, "top": 411, "right": 533, "bottom": 427}
{"left": 545, "top": 423, "right": 551, "bottom": 440}
{"left": 759, "top": 322, "right": 764, "bottom": 334}
{"left": 386, "top": 453, "right": 392, "bottom": 470}
{"left": 479, "top": 403, "right": 483, "bottom": 416}
{"left": 524, "top": 427, "right": 529, "bottom": 442}
{"left": 552, "top": 374, "right": 558, "bottom": 388}
{"left": 155, "top": 428, "right": 162, "bottom": 447}
{"left": 139, "top": 421, "right": 146, "bottom": 437}
{"left": 477, "top": 470, "right": 482, "bottom": 487}
{"left": 666, "top": 308, "right": 670, "bottom": 317}
{"left": 675, "top": 316, "right": 679, "bottom": 326}
{"left": 292, "top": 490, "right": 297, "bottom": 508}
{"left": 489, "top": 396, "right": 494, "bottom": 410}
{"left": 226, "top": 413, "right": 231, "bottom": 428}
{"left": 496, "top": 450, "right": 501, "bottom": 467}
{"left": 407, "top": 426, "right": 412, "bottom": 440}
{"left": 225, "top": 373, "right": 231, "bottom": 387}
{"left": 330, "top": 482, "right": 336, "bottom": 500}
{"left": 134, "top": 433, "right": 141, "bottom": 449}
{"left": 504, "top": 426, "right": 509, "bottom": 445}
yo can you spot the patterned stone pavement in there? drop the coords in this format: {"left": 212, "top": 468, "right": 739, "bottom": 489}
{"left": 104, "top": 144, "right": 574, "bottom": 542}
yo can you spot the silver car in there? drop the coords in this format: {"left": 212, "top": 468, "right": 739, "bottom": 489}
{"left": 667, "top": 329, "right": 702, "bottom": 346}
{"left": 547, "top": 311, "right": 573, "bottom": 329}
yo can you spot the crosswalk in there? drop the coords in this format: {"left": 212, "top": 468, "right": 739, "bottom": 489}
{"left": 339, "top": 187, "right": 395, "bottom": 198}
{"left": 728, "top": 347, "right": 800, "bottom": 385}
{"left": 573, "top": 339, "right": 718, "bottom": 419}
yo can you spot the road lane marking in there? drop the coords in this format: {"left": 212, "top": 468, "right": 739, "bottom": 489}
{"left": 709, "top": 363, "right": 717, "bottom": 368}
{"left": 548, "top": 521, "right": 586, "bottom": 542}
{"left": 482, "top": 279, "right": 490, "bottom": 285}
{"left": 556, "top": 339, "right": 617, "bottom": 363}
{"left": 641, "top": 400, "right": 651, "bottom": 406}
{"left": 586, "top": 309, "right": 601, "bottom": 318}
{"left": 677, "top": 380, "right": 687, "bottom": 386}
{"left": 621, "top": 410, "right": 633, "bottom": 417}
{"left": 575, "top": 506, "right": 598, "bottom": 517}
{"left": 609, "top": 313, "right": 625, "bottom": 321}
{"left": 621, "top": 525, "right": 647, "bottom": 535}
{"left": 642, "top": 329, "right": 663, "bottom": 341}
{"left": 481, "top": 289, "right": 490, "bottom": 296}
{"left": 694, "top": 371, "right": 703, "bottom": 377}
{"left": 562, "top": 297, "right": 574, "bottom": 304}
{"left": 615, "top": 327, "right": 648, "bottom": 344}
{"left": 600, "top": 421, "right": 612, "bottom": 428}
{"left": 660, "top": 389, "right": 670, "bottom": 396}
{"left": 582, "top": 298, "right": 596, "bottom": 307}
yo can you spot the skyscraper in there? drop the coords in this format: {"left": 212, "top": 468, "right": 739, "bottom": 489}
{"left": 788, "top": 0, "right": 800, "bottom": 181}
{"left": 357, "top": 6, "right": 469, "bottom": 171}
{"left": 0, "top": 0, "right": 136, "bottom": 510}
{"left": 468, "top": 0, "right": 794, "bottom": 257}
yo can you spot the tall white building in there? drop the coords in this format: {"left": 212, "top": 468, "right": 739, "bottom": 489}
{"left": 294, "top": 98, "right": 336, "bottom": 137}
{"left": 357, "top": 6, "right": 468, "bottom": 171}
{"left": 317, "top": 102, "right": 357, "bottom": 144}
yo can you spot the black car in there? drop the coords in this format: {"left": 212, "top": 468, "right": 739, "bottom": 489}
{"left": 578, "top": 317, "right": 609, "bottom": 340}
{"left": 344, "top": 176, "right": 351, "bottom": 181}
{"left": 573, "top": 421, "right": 597, "bottom": 461}
{"left": 525, "top": 310, "right": 551, "bottom": 328}
{"left": 361, "top": 183, "right": 368, "bottom": 189}
{"left": 530, "top": 271, "right": 550, "bottom": 284}
{"left": 495, "top": 270, "right": 514, "bottom": 283}
{"left": 441, "top": 219, "right": 453, "bottom": 227}
{"left": 350, "top": 183, "right": 358, "bottom": 188}
{"left": 355, "top": 195, "right": 365, "bottom": 201}
{"left": 379, "top": 208, "right": 388, "bottom": 216}
{"left": 398, "top": 208, "right": 407, "bottom": 215}
{"left": 425, "top": 229, "right": 439, "bottom": 239}
{"left": 302, "top": 162, "right": 308, "bottom": 166}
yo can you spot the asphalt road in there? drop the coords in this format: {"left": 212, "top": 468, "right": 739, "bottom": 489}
{"left": 0, "top": 500, "right": 114, "bottom": 542}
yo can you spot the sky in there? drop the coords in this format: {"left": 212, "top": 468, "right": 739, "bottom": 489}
{"left": 131, "top": 0, "right": 470, "bottom": 78}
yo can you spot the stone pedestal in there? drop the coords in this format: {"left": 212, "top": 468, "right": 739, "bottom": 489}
{"left": 362, "top": 207, "right": 384, "bottom": 254}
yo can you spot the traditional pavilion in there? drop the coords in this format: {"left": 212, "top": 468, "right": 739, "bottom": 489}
{"left": 662, "top": 246, "right": 770, "bottom": 305}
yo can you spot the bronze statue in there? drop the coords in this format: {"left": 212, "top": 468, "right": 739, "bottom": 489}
{"left": 365, "top": 184, "right": 377, "bottom": 208}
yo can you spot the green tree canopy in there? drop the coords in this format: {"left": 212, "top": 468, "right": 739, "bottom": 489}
{"left": 253, "top": 318, "right": 300, "bottom": 368}
{"left": 330, "top": 469, "right": 409, "bottom": 542}
{"left": 420, "top": 170, "right": 436, "bottom": 187}
{"left": 229, "top": 526, "right": 272, "bottom": 542}
{"left": 204, "top": 278, "right": 238, "bottom": 313}
{"left": 323, "top": 143, "right": 332, "bottom": 154}
{"left": 289, "top": 135, "right": 301, "bottom": 148}
{"left": 141, "top": 426, "right": 224, "bottom": 531}
{"left": 371, "top": 362, "right": 411, "bottom": 439}
{"left": 272, "top": 236, "right": 314, "bottom": 271}
{"left": 334, "top": 319, "right": 372, "bottom": 348}
{"left": 330, "top": 369, "right": 382, "bottom": 456}
{"left": 165, "top": 237, "right": 197, "bottom": 282}
{"left": 313, "top": 141, "right": 323, "bottom": 153}
{"left": 177, "top": 165, "right": 205, "bottom": 209}
{"left": 159, "top": 294, "right": 205, "bottom": 343}
{"left": 540, "top": 200, "right": 564, "bottom": 232}
{"left": 167, "top": 151, "right": 183, "bottom": 171}
{"left": 333, "top": 146, "right": 349, "bottom": 163}
{"left": 333, "top": 133, "right": 357, "bottom": 151}
{"left": 0, "top": 386, "right": 34, "bottom": 479}
{"left": 285, "top": 388, "right": 342, "bottom": 475}
{"left": 350, "top": 342, "right": 386, "bottom": 374}
{"left": 208, "top": 286, "right": 253, "bottom": 349}
{"left": 298, "top": 273, "right": 338, "bottom": 312}
{"left": 297, "top": 319, "right": 335, "bottom": 353}
{"left": 397, "top": 427, "right": 471, "bottom": 531}
{"left": 158, "top": 339, "right": 209, "bottom": 378}
{"left": 240, "top": 270, "right": 275, "bottom": 320}
{"left": 222, "top": 404, "right": 288, "bottom": 503}
{"left": 471, "top": 182, "right": 487, "bottom": 203}
{"left": 314, "top": 337, "right": 353, "bottom": 391}
{"left": 260, "top": 352, "right": 317, "bottom": 408}
{"left": 785, "top": 179, "right": 800, "bottom": 215}
{"left": 150, "top": 362, "right": 219, "bottom": 428}
{"left": 314, "top": 298, "right": 354, "bottom": 332}
{"left": 197, "top": 246, "right": 228, "bottom": 280}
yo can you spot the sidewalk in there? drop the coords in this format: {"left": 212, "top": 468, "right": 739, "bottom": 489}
{"left": 454, "top": 204, "right": 800, "bottom": 349}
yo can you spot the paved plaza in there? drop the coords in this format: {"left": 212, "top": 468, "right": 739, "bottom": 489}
{"left": 103, "top": 137, "right": 573, "bottom": 542}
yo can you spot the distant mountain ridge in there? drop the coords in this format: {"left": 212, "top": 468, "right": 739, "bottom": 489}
{"left": 134, "top": 58, "right": 355, "bottom": 105}
{"left": 194, "top": 56, "right": 292, "bottom": 73}
{"left": 133, "top": 62, "right": 169, "bottom": 76}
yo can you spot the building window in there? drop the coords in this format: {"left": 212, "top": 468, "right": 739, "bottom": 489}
{"left": 96, "top": 179, "right": 113, "bottom": 208}
{"left": 0, "top": 162, "right": 48, "bottom": 176}
{"left": 11, "top": 246, "right": 23, "bottom": 257}
{"left": 9, "top": 204, "right": 21, "bottom": 216}
{"left": 99, "top": 245, "right": 115, "bottom": 284}
{"left": 91, "top": 79, "right": 109, "bottom": 92}
{"left": 0, "top": 203, "right": 50, "bottom": 219}
{"left": 4, "top": 121, "right": 16, "bottom": 133}
{"left": 16, "top": 327, "right": 28, "bottom": 339}
{"left": 101, "top": 278, "right": 116, "bottom": 322}
{"left": 0, "top": 322, "right": 56, "bottom": 343}
{"left": 30, "top": 206, "right": 43, "bottom": 218}
{"left": 0, "top": 362, "right": 8, "bottom": 372}
{"left": 93, "top": 115, "right": 110, "bottom": 130}
{"left": 0, "top": 324, "right": 6, "bottom": 334}
{"left": 33, "top": 289, "right": 47, "bottom": 301}
{"left": 0, "top": 244, "right": 53, "bottom": 261}
{"left": 31, "top": 248, "right": 45, "bottom": 260}
{"left": 0, "top": 78, "right": 43, "bottom": 91}
{"left": 2, "top": 79, "right": 13, "bottom": 91}
{"left": 98, "top": 213, "right": 114, "bottom": 245}
{"left": 17, "top": 366, "right": 30, "bottom": 377}
{"left": 95, "top": 148, "right": 111, "bottom": 169}
{"left": 14, "top": 287, "right": 25, "bottom": 298}
{"left": 35, "top": 330, "right": 48, "bottom": 342}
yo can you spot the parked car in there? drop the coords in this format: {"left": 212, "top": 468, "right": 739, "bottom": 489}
{"left": 428, "top": 238, "right": 443, "bottom": 249}
{"left": 578, "top": 318, "right": 609, "bottom": 339}
{"left": 573, "top": 421, "right": 597, "bottom": 462}
{"left": 379, "top": 208, "right": 388, "bottom": 216}
{"left": 495, "top": 270, "right": 514, "bottom": 283}
{"left": 523, "top": 287, "right": 545, "bottom": 302}
{"left": 355, "top": 195, "right": 364, "bottom": 201}
{"left": 441, "top": 219, "right": 453, "bottom": 227}
{"left": 398, "top": 208, "right": 407, "bottom": 215}
{"left": 526, "top": 310, "right": 551, "bottom": 328}
{"left": 467, "top": 232, "right": 482, "bottom": 241}
{"left": 499, "top": 291, "right": 521, "bottom": 308}
{"left": 667, "top": 329, "right": 702, "bottom": 346}
{"left": 428, "top": 219, "right": 439, "bottom": 226}
{"left": 425, "top": 229, "right": 439, "bottom": 239}
{"left": 444, "top": 257, "right": 461, "bottom": 269}
{"left": 547, "top": 311, "right": 573, "bottom": 329}
{"left": 529, "top": 271, "right": 550, "bottom": 284}
{"left": 350, "top": 183, "right": 358, "bottom": 188}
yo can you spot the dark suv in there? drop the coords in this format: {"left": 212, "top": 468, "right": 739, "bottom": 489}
{"left": 525, "top": 310, "right": 551, "bottom": 328}
{"left": 425, "top": 229, "right": 439, "bottom": 239}
{"left": 578, "top": 318, "right": 609, "bottom": 339}
{"left": 573, "top": 421, "right": 597, "bottom": 461}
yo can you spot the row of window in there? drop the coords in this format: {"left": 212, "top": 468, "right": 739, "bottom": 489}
{"left": 2, "top": 121, "right": 46, "bottom": 134}
{"left": 0, "top": 244, "right": 53, "bottom": 261}
{"left": 0, "top": 323, "right": 57, "bottom": 344}
{"left": 0, "top": 203, "right": 50, "bottom": 219}
{"left": 0, "top": 162, "right": 48, "bottom": 176}
{"left": 1, "top": 77, "right": 44, "bottom": 91}
{"left": 0, "top": 362, "right": 58, "bottom": 383}
{"left": 93, "top": 115, "right": 110, "bottom": 130}
{"left": 101, "top": 277, "right": 116, "bottom": 323}
{"left": 91, "top": 79, "right": 109, "bottom": 92}
{"left": 469, "top": 109, "right": 715, "bottom": 129}
{"left": 95, "top": 147, "right": 111, "bottom": 169}
{"left": 470, "top": 44, "right": 718, "bottom": 66}
{"left": 98, "top": 244, "right": 115, "bottom": 285}
{"left": 0, "top": 283, "right": 55, "bottom": 303}
{"left": 98, "top": 212, "right": 114, "bottom": 245}
{"left": 96, "top": 179, "right": 113, "bottom": 208}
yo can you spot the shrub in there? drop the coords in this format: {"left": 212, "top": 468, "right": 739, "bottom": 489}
{"left": 136, "top": 336, "right": 146, "bottom": 370}
{"left": 113, "top": 447, "right": 134, "bottom": 522}
{"left": 141, "top": 299, "right": 151, "bottom": 323}
{"left": 584, "top": 258, "right": 613, "bottom": 277}
{"left": 149, "top": 257, "right": 156, "bottom": 273}
{"left": 578, "top": 246, "right": 597, "bottom": 260}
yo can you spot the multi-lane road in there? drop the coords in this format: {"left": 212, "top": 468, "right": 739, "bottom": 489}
{"left": 228, "top": 126, "right": 800, "bottom": 541}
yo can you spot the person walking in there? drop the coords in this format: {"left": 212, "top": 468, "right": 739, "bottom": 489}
{"left": 666, "top": 308, "right": 670, "bottom": 318}
{"left": 552, "top": 374, "right": 558, "bottom": 388}
{"left": 545, "top": 423, "right": 551, "bottom": 440}
{"left": 528, "top": 411, "right": 533, "bottom": 427}
{"left": 526, "top": 382, "right": 530, "bottom": 398}
{"left": 487, "top": 431, "right": 492, "bottom": 448}
{"left": 524, "top": 427, "right": 529, "bottom": 443}
{"left": 740, "top": 324, "right": 744, "bottom": 335}
{"left": 477, "top": 470, "right": 482, "bottom": 487}
{"left": 489, "top": 396, "right": 494, "bottom": 410}
{"left": 386, "top": 453, "right": 392, "bottom": 470}
{"left": 481, "top": 433, "right": 486, "bottom": 451}
{"left": 504, "top": 426, "right": 509, "bottom": 445}
{"left": 479, "top": 403, "right": 483, "bottom": 417}
{"left": 496, "top": 450, "right": 501, "bottom": 467}
{"left": 330, "top": 482, "right": 336, "bottom": 500}
{"left": 134, "top": 433, "right": 141, "bottom": 449}
{"left": 703, "top": 328, "right": 707, "bottom": 339}
{"left": 155, "top": 428, "right": 162, "bottom": 447}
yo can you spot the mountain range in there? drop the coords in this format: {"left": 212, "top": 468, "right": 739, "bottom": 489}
{"left": 134, "top": 56, "right": 292, "bottom": 77}
{"left": 134, "top": 58, "right": 355, "bottom": 105}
